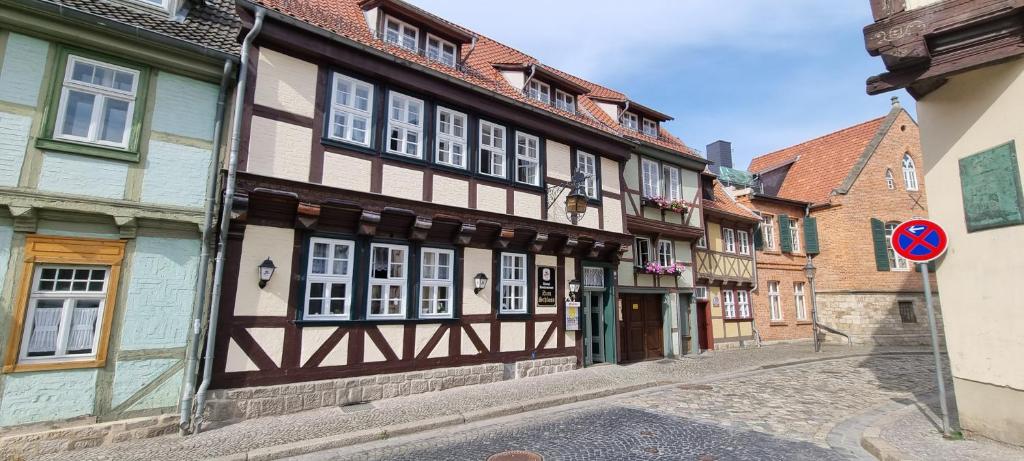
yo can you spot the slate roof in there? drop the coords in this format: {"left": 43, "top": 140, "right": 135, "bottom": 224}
{"left": 39, "top": 0, "right": 240, "bottom": 55}
{"left": 747, "top": 115, "right": 889, "bottom": 204}
{"left": 704, "top": 181, "right": 760, "bottom": 221}
{"left": 244, "top": 0, "right": 701, "bottom": 160}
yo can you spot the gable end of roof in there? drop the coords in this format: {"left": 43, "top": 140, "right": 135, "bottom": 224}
{"left": 832, "top": 107, "right": 905, "bottom": 196}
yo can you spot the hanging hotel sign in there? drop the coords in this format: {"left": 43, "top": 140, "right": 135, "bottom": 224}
{"left": 566, "top": 301, "right": 581, "bottom": 331}
{"left": 537, "top": 266, "right": 557, "bottom": 307}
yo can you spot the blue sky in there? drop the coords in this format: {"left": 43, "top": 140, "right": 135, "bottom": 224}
{"left": 409, "top": 0, "right": 913, "bottom": 170}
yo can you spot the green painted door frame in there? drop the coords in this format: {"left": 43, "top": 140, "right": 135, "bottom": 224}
{"left": 581, "top": 262, "right": 617, "bottom": 365}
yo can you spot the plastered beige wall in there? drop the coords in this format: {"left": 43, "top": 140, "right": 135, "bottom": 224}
{"left": 513, "top": 191, "right": 541, "bottom": 219}
{"left": 916, "top": 58, "right": 1024, "bottom": 392}
{"left": 601, "top": 157, "right": 620, "bottom": 193}
{"left": 462, "top": 248, "right": 492, "bottom": 314}
{"left": 432, "top": 175, "right": 469, "bottom": 208}
{"left": 602, "top": 197, "right": 623, "bottom": 233}
{"left": 546, "top": 140, "right": 571, "bottom": 182}
{"left": 234, "top": 225, "right": 294, "bottom": 316}
{"left": 323, "top": 152, "right": 372, "bottom": 192}
{"left": 501, "top": 322, "right": 526, "bottom": 351}
{"left": 476, "top": 183, "right": 506, "bottom": 213}
{"left": 254, "top": 48, "right": 317, "bottom": 118}
{"left": 246, "top": 116, "right": 312, "bottom": 182}
{"left": 381, "top": 164, "right": 424, "bottom": 201}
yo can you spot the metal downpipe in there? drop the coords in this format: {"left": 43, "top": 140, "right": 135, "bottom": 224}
{"left": 191, "top": 7, "right": 266, "bottom": 433}
{"left": 178, "top": 59, "right": 234, "bottom": 435}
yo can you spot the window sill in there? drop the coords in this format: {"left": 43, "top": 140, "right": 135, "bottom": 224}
{"left": 3, "top": 357, "right": 106, "bottom": 373}
{"left": 796, "top": 321, "right": 813, "bottom": 325}
{"left": 723, "top": 317, "right": 752, "bottom": 322}
{"left": 321, "top": 137, "right": 378, "bottom": 157}
{"left": 769, "top": 321, "right": 789, "bottom": 327}
{"left": 36, "top": 138, "right": 139, "bottom": 162}
{"left": 496, "top": 312, "right": 532, "bottom": 320}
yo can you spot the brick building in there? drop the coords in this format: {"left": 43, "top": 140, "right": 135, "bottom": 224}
{"left": 747, "top": 100, "right": 940, "bottom": 345}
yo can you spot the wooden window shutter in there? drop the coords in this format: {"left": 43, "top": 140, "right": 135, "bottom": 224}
{"left": 803, "top": 216, "right": 820, "bottom": 255}
{"left": 778, "top": 214, "right": 792, "bottom": 253}
{"left": 753, "top": 224, "right": 764, "bottom": 250}
{"left": 871, "top": 218, "right": 890, "bottom": 271}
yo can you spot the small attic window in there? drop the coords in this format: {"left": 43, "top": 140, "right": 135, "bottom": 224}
{"left": 621, "top": 111, "right": 639, "bottom": 131}
{"left": 384, "top": 15, "right": 419, "bottom": 52}
{"left": 120, "top": 0, "right": 179, "bottom": 16}
{"left": 555, "top": 90, "right": 575, "bottom": 114}
{"left": 642, "top": 119, "right": 658, "bottom": 137}
{"left": 426, "top": 34, "right": 456, "bottom": 67}
{"left": 526, "top": 80, "right": 551, "bottom": 104}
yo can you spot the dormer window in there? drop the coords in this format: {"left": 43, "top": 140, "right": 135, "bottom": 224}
{"left": 621, "top": 111, "right": 639, "bottom": 131}
{"left": 642, "top": 119, "right": 658, "bottom": 137}
{"left": 384, "top": 16, "right": 419, "bottom": 51}
{"left": 426, "top": 34, "right": 457, "bottom": 67}
{"left": 555, "top": 90, "right": 575, "bottom": 114}
{"left": 526, "top": 80, "right": 551, "bottom": 104}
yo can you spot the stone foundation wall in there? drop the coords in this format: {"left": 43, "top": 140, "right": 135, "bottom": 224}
{"left": 512, "top": 356, "right": 577, "bottom": 379}
{"left": 0, "top": 414, "right": 178, "bottom": 460}
{"left": 816, "top": 292, "right": 943, "bottom": 346}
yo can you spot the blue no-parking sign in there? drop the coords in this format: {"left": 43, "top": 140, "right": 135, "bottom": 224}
{"left": 891, "top": 219, "right": 948, "bottom": 263}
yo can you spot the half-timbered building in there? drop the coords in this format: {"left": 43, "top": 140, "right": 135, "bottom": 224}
{"left": 202, "top": 0, "right": 700, "bottom": 423}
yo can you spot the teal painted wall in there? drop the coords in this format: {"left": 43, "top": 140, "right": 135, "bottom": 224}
{"left": 140, "top": 140, "right": 211, "bottom": 208}
{"left": 111, "top": 358, "right": 178, "bottom": 408}
{"left": 118, "top": 236, "right": 200, "bottom": 350}
{"left": 0, "top": 221, "right": 11, "bottom": 289}
{"left": 151, "top": 72, "right": 218, "bottom": 142}
{"left": 36, "top": 152, "right": 128, "bottom": 200}
{"left": 128, "top": 368, "right": 183, "bottom": 411}
{"left": 0, "top": 33, "right": 48, "bottom": 107}
{"left": 0, "top": 369, "right": 97, "bottom": 426}
{"left": 0, "top": 112, "right": 30, "bottom": 187}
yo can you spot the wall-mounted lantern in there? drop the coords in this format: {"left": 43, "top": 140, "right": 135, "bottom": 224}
{"left": 258, "top": 257, "right": 277, "bottom": 289}
{"left": 473, "top": 272, "right": 489, "bottom": 294}
{"left": 547, "top": 170, "right": 591, "bottom": 225}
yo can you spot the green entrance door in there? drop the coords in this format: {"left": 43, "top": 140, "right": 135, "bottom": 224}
{"left": 583, "top": 290, "right": 605, "bottom": 365}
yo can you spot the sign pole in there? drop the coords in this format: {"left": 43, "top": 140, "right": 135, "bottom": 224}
{"left": 920, "top": 262, "right": 951, "bottom": 437}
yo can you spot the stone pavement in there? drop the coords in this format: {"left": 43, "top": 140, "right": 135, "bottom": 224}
{"left": 310, "top": 352, "right": 943, "bottom": 460}
{"left": 26, "top": 344, "right": 927, "bottom": 460}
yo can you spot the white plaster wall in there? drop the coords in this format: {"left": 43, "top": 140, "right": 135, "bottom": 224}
{"left": 500, "top": 70, "right": 525, "bottom": 89}
{"left": 381, "top": 164, "right": 423, "bottom": 201}
{"left": 462, "top": 247, "right": 492, "bottom": 314}
{"left": 225, "top": 339, "right": 258, "bottom": 372}
{"left": 476, "top": 183, "right": 506, "bottom": 213}
{"left": 254, "top": 48, "right": 318, "bottom": 118}
{"left": 471, "top": 323, "right": 490, "bottom": 351}
{"left": 513, "top": 191, "right": 541, "bottom": 220}
{"left": 323, "top": 152, "right": 372, "bottom": 192}
{"left": 300, "top": 327, "right": 335, "bottom": 366}
{"left": 500, "top": 322, "right": 526, "bottom": 352}
{"left": 601, "top": 157, "right": 620, "bottom": 193}
{"left": 248, "top": 328, "right": 284, "bottom": 367}
{"left": 602, "top": 197, "right": 623, "bottom": 233}
{"left": 595, "top": 101, "right": 619, "bottom": 120}
{"left": 546, "top": 140, "right": 572, "bottom": 181}
{"left": 415, "top": 324, "right": 441, "bottom": 356}
{"left": 246, "top": 116, "right": 312, "bottom": 183}
{"left": 916, "top": 58, "right": 1024, "bottom": 391}
{"left": 428, "top": 328, "right": 449, "bottom": 359}
{"left": 535, "top": 321, "right": 552, "bottom": 348}
{"left": 234, "top": 225, "right": 294, "bottom": 316}
{"left": 379, "top": 325, "right": 404, "bottom": 358}
{"left": 432, "top": 175, "right": 469, "bottom": 208}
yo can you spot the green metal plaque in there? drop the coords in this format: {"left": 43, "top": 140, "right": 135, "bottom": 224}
{"left": 958, "top": 141, "right": 1024, "bottom": 232}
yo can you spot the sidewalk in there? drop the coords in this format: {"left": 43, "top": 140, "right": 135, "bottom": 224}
{"left": 25, "top": 344, "right": 919, "bottom": 461}
{"left": 862, "top": 393, "right": 1024, "bottom": 461}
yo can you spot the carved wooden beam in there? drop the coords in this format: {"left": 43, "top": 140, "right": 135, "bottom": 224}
{"left": 588, "top": 241, "right": 606, "bottom": 259}
{"left": 358, "top": 211, "right": 381, "bottom": 236}
{"left": 560, "top": 237, "right": 578, "bottom": 256}
{"left": 494, "top": 227, "right": 515, "bottom": 249}
{"left": 454, "top": 223, "right": 475, "bottom": 246}
{"left": 529, "top": 233, "right": 548, "bottom": 253}
{"left": 410, "top": 217, "right": 433, "bottom": 241}
{"left": 296, "top": 202, "right": 320, "bottom": 229}
{"left": 617, "top": 243, "right": 630, "bottom": 259}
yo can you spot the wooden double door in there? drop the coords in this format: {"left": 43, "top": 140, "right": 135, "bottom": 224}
{"left": 620, "top": 293, "right": 664, "bottom": 362}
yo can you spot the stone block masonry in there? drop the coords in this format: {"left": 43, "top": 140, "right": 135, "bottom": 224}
{"left": 0, "top": 414, "right": 180, "bottom": 460}
{"left": 817, "top": 292, "right": 944, "bottom": 346}
{"left": 205, "top": 356, "right": 578, "bottom": 424}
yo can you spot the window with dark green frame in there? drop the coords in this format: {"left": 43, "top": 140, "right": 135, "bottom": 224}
{"left": 37, "top": 47, "right": 151, "bottom": 162}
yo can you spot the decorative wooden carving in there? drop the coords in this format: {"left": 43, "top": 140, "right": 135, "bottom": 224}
{"left": 358, "top": 211, "right": 381, "bottom": 236}
{"left": 410, "top": 217, "right": 433, "bottom": 241}
{"left": 454, "top": 223, "right": 476, "bottom": 246}
{"left": 494, "top": 227, "right": 515, "bottom": 249}
{"left": 296, "top": 202, "right": 320, "bottom": 229}
{"left": 560, "top": 237, "right": 578, "bottom": 256}
{"left": 529, "top": 232, "right": 548, "bottom": 253}
{"left": 588, "top": 241, "right": 606, "bottom": 259}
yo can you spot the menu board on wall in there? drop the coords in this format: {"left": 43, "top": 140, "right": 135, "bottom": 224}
{"left": 959, "top": 142, "right": 1024, "bottom": 232}
{"left": 537, "top": 266, "right": 557, "bottom": 307}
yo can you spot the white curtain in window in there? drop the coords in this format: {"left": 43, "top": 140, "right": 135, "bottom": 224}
{"left": 27, "top": 305, "right": 62, "bottom": 354}
{"left": 67, "top": 303, "right": 99, "bottom": 352}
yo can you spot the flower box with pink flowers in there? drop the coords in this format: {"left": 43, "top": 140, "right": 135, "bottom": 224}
{"left": 637, "top": 262, "right": 685, "bottom": 276}
{"left": 641, "top": 196, "right": 687, "bottom": 214}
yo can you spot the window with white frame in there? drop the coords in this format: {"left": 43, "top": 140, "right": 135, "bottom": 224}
{"left": 420, "top": 248, "right": 454, "bottom": 318}
{"left": 902, "top": 153, "right": 919, "bottom": 191}
{"left": 696, "top": 231, "right": 707, "bottom": 249}
{"left": 885, "top": 222, "right": 910, "bottom": 271}
{"left": 737, "top": 290, "right": 750, "bottom": 318}
{"left": 426, "top": 34, "right": 456, "bottom": 67}
{"left": 885, "top": 169, "right": 895, "bottom": 190}
{"left": 499, "top": 253, "right": 527, "bottom": 313}
{"left": 515, "top": 132, "right": 540, "bottom": 186}
{"left": 621, "top": 111, "right": 639, "bottom": 131}
{"left": 305, "top": 238, "right": 354, "bottom": 319}
{"left": 386, "top": 91, "right": 423, "bottom": 158}
{"left": 328, "top": 73, "right": 373, "bottom": 146}
{"left": 478, "top": 120, "right": 506, "bottom": 178}
{"left": 738, "top": 230, "right": 750, "bottom": 255}
{"left": 723, "top": 290, "right": 736, "bottom": 319}
{"left": 657, "top": 240, "right": 674, "bottom": 267}
{"left": 794, "top": 282, "right": 807, "bottom": 320}
{"left": 526, "top": 80, "right": 551, "bottom": 104}
{"left": 19, "top": 265, "right": 109, "bottom": 362}
{"left": 384, "top": 16, "right": 418, "bottom": 51}
{"left": 694, "top": 286, "right": 708, "bottom": 300}
{"left": 577, "top": 151, "right": 598, "bottom": 199}
{"left": 642, "top": 119, "right": 658, "bottom": 137}
{"left": 665, "top": 165, "right": 681, "bottom": 201}
{"left": 641, "top": 158, "right": 661, "bottom": 198}
{"left": 768, "top": 281, "right": 782, "bottom": 321}
{"left": 724, "top": 228, "right": 736, "bottom": 253}
{"left": 761, "top": 214, "right": 776, "bottom": 250}
{"left": 554, "top": 90, "right": 575, "bottom": 113}
{"left": 582, "top": 266, "right": 605, "bottom": 288}
{"left": 367, "top": 243, "right": 408, "bottom": 318}
{"left": 634, "top": 237, "right": 652, "bottom": 267}
{"left": 55, "top": 55, "right": 140, "bottom": 149}
{"left": 789, "top": 218, "right": 801, "bottom": 253}
{"left": 435, "top": 106, "right": 467, "bottom": 169}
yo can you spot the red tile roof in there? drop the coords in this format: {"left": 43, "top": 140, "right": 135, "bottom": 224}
{"left": 747, "top": 116, "right": 888, "bottom": 204}
{"left": 704, "top": 181, "right": 760, "bottom": 221}
{"left": 246, "top": 0, "right": 699, "bottom": 160}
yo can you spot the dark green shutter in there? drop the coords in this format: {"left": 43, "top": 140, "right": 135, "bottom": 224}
{"left": 753, "top": 224, "right": 764, "bottom": 250}
{"left": 803, "top": 216, "right": 820, "bottom": 255}
{"left": 778, "top": 214, "right": 792, "bottom": 253}
{"left": 871, "top": 218, "right": 890, "bottom": 271}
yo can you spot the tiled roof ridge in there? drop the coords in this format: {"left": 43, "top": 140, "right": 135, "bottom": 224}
{"left": 749, "top": 115, "right": 887, "bottom": 171}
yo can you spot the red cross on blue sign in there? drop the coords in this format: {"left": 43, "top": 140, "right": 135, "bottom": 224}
{"left": 891, "top": 219, "right": 948, "bottom": 263}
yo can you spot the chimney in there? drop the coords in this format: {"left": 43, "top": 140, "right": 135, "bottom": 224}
{"left": 706, "top": 140, "right": 733, "bottom": 174}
